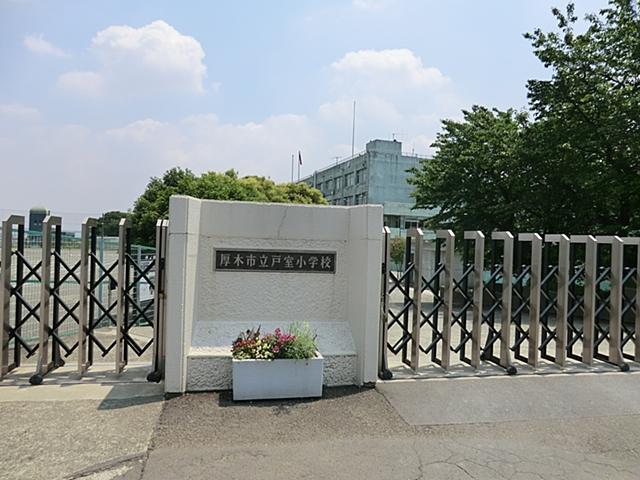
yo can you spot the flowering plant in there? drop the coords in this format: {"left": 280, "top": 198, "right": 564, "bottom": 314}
{"left": 231, "top": 323, "right": 317, "bottom": 360}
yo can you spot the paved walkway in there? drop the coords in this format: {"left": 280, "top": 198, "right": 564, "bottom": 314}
{"left": 0, "top": 366, "right": 163, "bottom": 480}
{"left": 3, "top": 371, "right": 640, "bottom": 479}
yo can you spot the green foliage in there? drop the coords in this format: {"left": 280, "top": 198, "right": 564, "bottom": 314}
{"left": 410, "top": 0, "right": 640, "bottom": 236}
{"left": 131, "top": 168, "right": 327, "bottom": 245}
{"left": 131, "top": 168, "right": 197, "bottom": 246}
{"left": 97, "top": 211, "right": 130, "bottom": 237}
{"left": 409, "top": 107, "right": 531, "bottom": 236}
{"left": 389, "top": 236, "right": 406, "bottom": 266}
{"left": 284, "top": 322, "right": 318, "bottom": 360}
{"left": 524, "top": 0, "right": 640, "bottom": 234}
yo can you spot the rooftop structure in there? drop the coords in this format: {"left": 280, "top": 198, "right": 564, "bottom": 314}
{"left": 28, "top": 205, "right": 49, "bottom": 232}
{"left": 301, "top": 139, "right": 433, "bottom": 230}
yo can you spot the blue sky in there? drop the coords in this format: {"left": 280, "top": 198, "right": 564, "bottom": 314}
{"left": 0, "top": 0, "right": 609, "bottom": 221}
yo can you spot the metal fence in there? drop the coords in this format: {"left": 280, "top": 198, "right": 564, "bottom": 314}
{"left": 0, "top": 227, "right": 154, "bottom": 343}
{"left": 380, "top": 229, "right": 639, "bottom": 378}
{"left": 0, "top": 215, "right": 167, "bottom": 384}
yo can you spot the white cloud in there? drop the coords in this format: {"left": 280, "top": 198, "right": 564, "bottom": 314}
{"left": 328, "top": 49, "right": 460, "bottom": 133}
{"left": 331, "top": 49, "right": 449, "bottom": 91}
{"left": 0, "top": 103, "right": 41, "bottom": 120}
{"left": 106, "top": 118, "right": 167, "bottom": 141}
{"left": 2, "top": 48, "right": 465, "bottom": 215}
{"left": 324, "top": 49, "right": 462, "bottom": 155}
{"left": 352, "top": 0, "right": 393, "bottom": 11}
{"left": 57, "top": 20, "right": 207, "bottom": 97}
{"left": 106, "top": 113, "right": 321, "bottom": 178}
{"left": 319, "top": 96, "right": 402, "bottom": 125}
{"left": 57, "top": 71, "right": 104, "bottom": 97}
{"left": 0, "top": 112, "right": 326, "bottom": 216}
{"left": 23, "top": 34, "right": 70, "bottom": 58}
{"left": 317, "top": 96, "right": 444, "bottom": 156}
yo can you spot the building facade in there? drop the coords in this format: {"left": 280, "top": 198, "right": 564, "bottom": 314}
{"left": 302, "top": 139, "right": 432, "bottom": 230}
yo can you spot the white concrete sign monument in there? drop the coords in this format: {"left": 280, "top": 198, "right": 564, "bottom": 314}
{"left": 165, "top": 196, "right": 383, "bottom": 393}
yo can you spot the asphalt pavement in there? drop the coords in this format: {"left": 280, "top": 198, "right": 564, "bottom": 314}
{"left": 3, "top": 371, "right": 640, "bottom": 479}
{"left": 142, "top": 373, "right": 640, "bottom": 480}
{"left": 0, "top": 366, "right": 163, "bottom": 480}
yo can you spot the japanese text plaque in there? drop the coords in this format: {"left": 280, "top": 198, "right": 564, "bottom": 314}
{"left": 214, "top": 249, "right": 336, "bottom": 273}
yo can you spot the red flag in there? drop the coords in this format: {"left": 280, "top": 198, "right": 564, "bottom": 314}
{"left": 298, "top": 151, "right": 303, "bottom": 165}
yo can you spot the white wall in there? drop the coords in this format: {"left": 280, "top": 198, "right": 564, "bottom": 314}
{"left": 165, "top": 196, "right": 383, "bottom": 393}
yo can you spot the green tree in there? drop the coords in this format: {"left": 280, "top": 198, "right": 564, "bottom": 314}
{"left": 410, "top": 0, "right": 640, "bottom": 236}
{"left": 97, "top": 211, "right": 130, "bottom": 237}
{"left": 525, "top": 0, "right": 640, "bottom": 234}
{"left": 131, "top": 168, "right": 198, "bottom": 245}
{"left": 409, "top": 106, "right": 531, "bottom": 235}
{"left": 131, "top": 168, "right": 327, "bottom": 245}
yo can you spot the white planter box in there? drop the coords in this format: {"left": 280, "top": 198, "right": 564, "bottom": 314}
{"left": 232, "top": 353, "right": 324, "bottom": 401}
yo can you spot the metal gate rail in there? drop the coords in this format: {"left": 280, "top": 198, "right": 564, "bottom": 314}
{"left": 383, "top": 230, "right": 415, "bottom": 364}
{"left": 511, "top": 234, "right": 542, "bottom": 367}
{"left": 620, "top": 239, "right": 639, "bottom": 362}
{"left": 592, "top": 237, "right": 629, "bottom": 370}
{"left": 0, "top": 216, "right": 40, "bottom": 378}
{"left": 0, "top": 214, "right": 168, "bottom": 384}
{"left": 30, "top": 216, "right": 82, "bottom": 384}
{"left": 449, "top": 232, "right": 481, "bottom": 367}
{"left": 380, "top": 229, "right": 640, "bottom": 379}
{"left": 418, "top": 229, "right": 451, "bottom": 369}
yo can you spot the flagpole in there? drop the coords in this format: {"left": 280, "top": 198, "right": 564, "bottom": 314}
{"left": 351, "top": 100, "right": 356, "bottom": 156}
{"left": 297, "top": 159, "right": 300, "bottom": 182}
{"left": 291, "top": 154, "right": 294, "bottom": 183}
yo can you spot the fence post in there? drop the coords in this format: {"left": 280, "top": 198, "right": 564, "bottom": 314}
{"left": 77, "top": 218, "right": 97, "bottom": 376}
{"left": 30, "top": 216, "right": 62, "bottom": 384}
{"left": 436, "top": 230, "right": 454, "bottom": 369}
{"left": 609, "top": 236, "right": 626, "bottom": 369}
{"left": 569, "top": 235, "right": 597, "bottom": 365}
{"left": 378, "top": 227, "right": 392, "bottom": 379}
{"left": 115, "top": 218, "right": 130, "bottom": 374}
{"left": 635, "top": 238, "right": 640, "bottom": 363}
{"left": 556, "top": 235, "right": 570, "bottom": 367}
{"left": 465, "top": 231, "right": 484, "bottom": 369}
{"left": 584, "top": 236, "right": 597, "bottom": 366}
{"left": 492, "top": 232, "right": 516, "bottom": 373}
{"left": 519, "top": 233, "right": 542, "bottom": 368}
{"left": 148, "top": 219, "right": 169, "bottom": 382}
{"left": 158, "top": 220, "right": 168, "bottom": 379}
{"left": 409, "top": 228, "right": 423, "bottom": 371}
{"left": 0, "top": 216, "right": 25, "bottom": 378}
{"left": 1, "top": 219, "right": 14, "bottom": 376}
{"left": 545, "top": 234, "right": 569, "bottom": 367}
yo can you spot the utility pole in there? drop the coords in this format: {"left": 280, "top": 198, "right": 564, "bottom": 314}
{"left": 290, "top": 154, "right": 294, "bottom": 183}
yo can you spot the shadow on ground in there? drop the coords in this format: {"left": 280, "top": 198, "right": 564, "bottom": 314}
{"left": 215, "top": 385, "right": 375, "bottom": 408}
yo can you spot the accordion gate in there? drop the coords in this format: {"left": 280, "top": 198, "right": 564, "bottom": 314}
{"left": 380, "top": 229, "right": 638, "bottom": 377}
{"left": 0, "top": 215, "right": 168, "bottom": 384}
